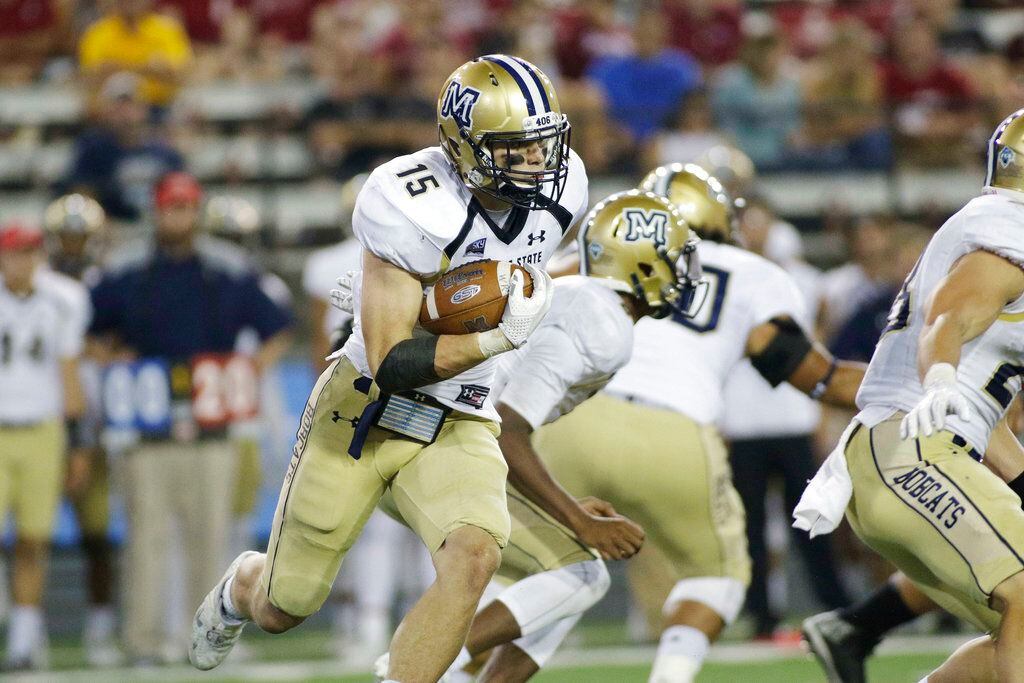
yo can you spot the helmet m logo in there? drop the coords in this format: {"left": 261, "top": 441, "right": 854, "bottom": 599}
{"left": 622, "top": 208, "right": 668, "bottom": 247}
{"left": 441, "top": 81, "right": 481, "bottom": 130}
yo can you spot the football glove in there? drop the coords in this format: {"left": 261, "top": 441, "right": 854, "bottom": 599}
{"left": 478, "top": 264, "right": 554, "bottom": 357}
{"left": 900, "top": 363, "right": 972, "bottom": 439}
{"left": 329, "top": 271, "right": 358, "bottom": 314}
{"left": 498, "top": 264, "right": 553, "bottom": 348}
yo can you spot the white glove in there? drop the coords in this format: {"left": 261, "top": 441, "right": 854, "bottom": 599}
{"left": 478, "top": 264, "right": 553, "bottom": 357}
{"left": 498, "top": 264, "right": 553, "bottom": 347}
{"left": 329, "top": 270, "right": 359, "bottom": 314}
{"left": 900, "top": 363, "right": 972, "bottom": 439}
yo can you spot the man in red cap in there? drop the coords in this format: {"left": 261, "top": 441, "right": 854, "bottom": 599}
{"left": 0, "top": 222, "right": 91, "bottom": 671}
{"left": 86, "top": 172, "right": 293, "bottom": 664}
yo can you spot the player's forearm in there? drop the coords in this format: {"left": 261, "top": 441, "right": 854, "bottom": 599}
{"left": 60, "top": 358, "right": 86, "bottom": 419}
{"left": 818, "top": 361, "right": 867, "bottom": 409}
{"left": 374, "top": 331, "right": 496, "bottom": 394}
{"left": 917, "top": 313, "right": 970, "bottom": 380}
{"left": 498, "top": 408, "right": 589, "bottom": 531}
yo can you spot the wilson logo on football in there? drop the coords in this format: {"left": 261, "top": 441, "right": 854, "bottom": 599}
{"left": 451, "top": 284, "right": 481, "bottom": 305}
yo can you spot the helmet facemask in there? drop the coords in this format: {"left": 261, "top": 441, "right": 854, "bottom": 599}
{"left": 463, "top": 117, "right": 571, "bottom": 210}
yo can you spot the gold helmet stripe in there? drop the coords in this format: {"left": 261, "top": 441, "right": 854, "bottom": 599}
{"left": 483, "top": 54, "right": 546, "bottom": 116}
{"left": 987, "top": 107, "right": 1024, "bottom": 187}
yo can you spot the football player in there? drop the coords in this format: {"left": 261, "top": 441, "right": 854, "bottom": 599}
{"left": 533, "top": 164, "right": 867, "bottom": 683}
{"left": 190, "top": 54, "right": 589, "bottom": 683}
{"left": 336, "top": 190, "right": 701, "bottom": 681}
{"left": 42, "top": 194, "right": 123, "bottom": 667}
{"left": 796, "top": 110, "right": 1024, "bottom": 682}
{"left": 0, "top": 222, "right": 90, "bottom": 671}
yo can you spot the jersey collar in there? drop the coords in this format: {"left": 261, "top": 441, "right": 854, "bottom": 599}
{"left": 983, "top": 185, "right": 1024, "bottom": 204}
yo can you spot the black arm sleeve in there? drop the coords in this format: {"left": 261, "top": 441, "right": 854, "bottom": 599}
{"left": 749, "top": 317, "right": 813, "bottom": 387}
{"left": 374, "top": 336, "right": 442, "bottom": 394}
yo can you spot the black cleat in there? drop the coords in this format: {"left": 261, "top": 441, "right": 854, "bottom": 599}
{"left": 802, "top": 610, "right": 875, "bottom": 683}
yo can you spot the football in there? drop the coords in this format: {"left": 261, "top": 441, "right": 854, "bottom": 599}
{"left": 419, "top": 259, "right": 533, "bottom": 335}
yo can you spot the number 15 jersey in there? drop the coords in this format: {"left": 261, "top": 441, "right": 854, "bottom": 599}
{"left": 856, "top": 190, "right": 1024, "bottom": 453}
{"left": 341, "top": 146, "right": 589, "bottom": 420}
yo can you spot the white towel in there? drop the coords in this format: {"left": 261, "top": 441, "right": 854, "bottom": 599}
{"left": 792, "top": 422, "right": 859, "bottom": 538}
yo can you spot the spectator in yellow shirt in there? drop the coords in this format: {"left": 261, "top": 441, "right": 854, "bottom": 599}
{"left": 79, "top": 0, "right": 192, "bottom": 109}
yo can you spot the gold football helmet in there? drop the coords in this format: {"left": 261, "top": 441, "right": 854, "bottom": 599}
{"left": 641, "top": 163, "right": 737, "bottom": 243}
{"left": 578, "top": 190, "right": 703, "bottom": 318}
{"left": 43, "top": 193, "right": 107, "bottom": 277}
{"left": 203, "top": 196, "right": 260, "bottom": 240}
{"left": 44, "top": 193, "right": 105, "bottom": 236}
{"left": 437, "top": 54, "right": 570, "bottom": 209}
{"left": 986, "top": 108, "right": 1024, "bottom": 193}
{"left": 694, "top": 144, "right": 756, "bottom": 202}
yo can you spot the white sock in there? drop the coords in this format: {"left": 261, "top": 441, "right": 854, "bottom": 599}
{"left": 220, "top": 575, "right": 245, "bottom": 625}
{"left": 648, "top": 625, "right": 709, "bottom": 683}
{"left": 918, "top": 678, "right": 929, "bottom": 683}
{"left": 7, "top": 606, "right": 43, "bottom": 659}
{"left": 84, "top": 605, "right": 116, "bottom": 642}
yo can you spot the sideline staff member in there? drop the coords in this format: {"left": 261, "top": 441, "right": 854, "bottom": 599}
{"left": 87, "top": 172, "right": 291, "bottom": 663}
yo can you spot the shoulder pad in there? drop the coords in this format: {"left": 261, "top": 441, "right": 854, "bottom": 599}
{"left": 367, "top": 147, "right": 473, "bottom": 250}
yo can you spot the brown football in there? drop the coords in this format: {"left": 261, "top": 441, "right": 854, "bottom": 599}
{"left": 419, "top": 260, "right": 533, "bottom": 335}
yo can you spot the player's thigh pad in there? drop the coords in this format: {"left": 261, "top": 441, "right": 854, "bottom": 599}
{"left": 10, "top": 421, "right": 66, "bottom": 539}
{"left": 262, "top": 358, "right": 403, "bottom": 617}
{"left": 664, "top": 577, "right": 748, "bottom": 624}
{"left": 498, "top": 483, "right": 598, "bottom": 582}
{"left": 536, "top": 394, "right": 750, "bottom": 585}
{"left": 390, "top": 415, "right": 509, "bottom": 553}
{"left": 845, "top": 416, "right": 1024, "bottom": 624}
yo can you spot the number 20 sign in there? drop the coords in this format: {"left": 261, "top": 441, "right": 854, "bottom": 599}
{"left": 190, "top": 353, "right": 260, "bottom": 429}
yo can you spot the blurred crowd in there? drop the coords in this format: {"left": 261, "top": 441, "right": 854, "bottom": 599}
{"left": 1, "top": 0, "right": 1023, "bottom": 210}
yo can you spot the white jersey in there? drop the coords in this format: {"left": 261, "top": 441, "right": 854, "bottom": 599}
{"left": 492, "top": 276, "right": 633, "bottom": 429}
{"left": 341, "top": 146, "right": 589, "bottom": 419}
{"left": 721, "top": 257, "right": 823, "bottom": 439}
{"left": 606, "top": 241, "right": 806, "bottom": 425}
{"left": 0, "top": 269, "right": 90, "bottom": 422}
{"left": 302, "top": 238, "right": 363, "bottom": 336}
{"left": 857, "top": 190, "right": 1024, "bottom": 453}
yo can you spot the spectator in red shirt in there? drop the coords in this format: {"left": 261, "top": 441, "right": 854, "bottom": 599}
{"left": 881, "top": 17, "right": 979, "bottom": 164}
{"left": 0, "top": 0, "right": 70, "bottom": 84}
{"left": 551, "top": 0, "right": 632, "bottom": 81}
{"left": 662, "top": 0, "right": 743, "bottom": 68}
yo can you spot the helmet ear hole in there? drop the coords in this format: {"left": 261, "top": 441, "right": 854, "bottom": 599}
{"left": 638, "top": 262, "right": 654, "bottom": 277}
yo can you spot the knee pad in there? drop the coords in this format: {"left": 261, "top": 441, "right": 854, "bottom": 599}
{"left": 663, "top": 577, "right": 747, "bottom": 625}
{"left": 514, "top": 612, "right": 582, "bottom": 667}
{"left": 498, "top": 559, "right": 609, "bottom": 636}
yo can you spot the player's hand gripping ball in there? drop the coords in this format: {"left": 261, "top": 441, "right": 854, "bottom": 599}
{"left": 419, "top": 260, "right": 534, "bottom": 335}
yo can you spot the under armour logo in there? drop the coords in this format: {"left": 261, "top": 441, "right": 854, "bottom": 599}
{"left": 332, "top": 411, "right": 359, "bottom": 428}
{"left": 527, "top": 230, "right": 546, "bottom": 246}
{"left": 622, "top": 208, "right": 668, "bottom": 247}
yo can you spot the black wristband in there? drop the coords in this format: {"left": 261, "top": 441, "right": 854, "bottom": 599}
{"left": 811, "top": 359, "right": 839, "bottom": 400}
{"left": 1009, "top": 472, "right": 1024, "bottom": 506}
{"left": 375, "top": 336, "right": 441, "bottom": 394}
{"left": 66, "top": 417, "right": 85, "bottom": 451}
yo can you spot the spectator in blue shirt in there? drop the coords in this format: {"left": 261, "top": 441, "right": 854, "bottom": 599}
{"left": 586, "top": 8, "right": 702, "bottom": 144}
{"left": 87, "top": 172, "right": 292, "bottom": 664}
{"left": 711, "top": 28, "right": 803, "bottom": 170}
{"left": 61, "top": 73, "right": 184, "bottom": 221}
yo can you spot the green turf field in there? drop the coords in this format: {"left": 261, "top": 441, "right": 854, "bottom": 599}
{"left": 36, "top": 627, "right": 955, "bottom": 682}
